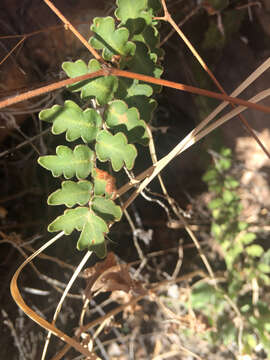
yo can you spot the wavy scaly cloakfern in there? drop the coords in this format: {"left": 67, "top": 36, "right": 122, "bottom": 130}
{"left": 38, "top": 0, "right": 163, "bottom": 258}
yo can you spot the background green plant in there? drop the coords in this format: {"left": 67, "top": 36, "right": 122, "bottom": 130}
{"left": 190, "top": 147, "right": 270, "bottom": 356}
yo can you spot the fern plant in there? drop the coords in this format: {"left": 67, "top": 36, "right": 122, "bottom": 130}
{"left": 38, "top": 0, "right": 163, "bottom": 258}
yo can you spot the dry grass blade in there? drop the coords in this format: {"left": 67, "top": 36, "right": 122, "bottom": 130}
{"left": 41, "top": 251, "right": 93, "bottom": 360}
{"left": 10, "top": 231, "right": 98, "bottom": 359}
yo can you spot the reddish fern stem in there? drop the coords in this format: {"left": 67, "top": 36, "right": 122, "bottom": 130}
{"left": 110, "top": 68, "right": 270, "bottom": 115}
{"left": 1, "top": 68, "right": 270, "bottom": 116}
{"left": 0, "top": 70, "right": 104, "bottom": 109}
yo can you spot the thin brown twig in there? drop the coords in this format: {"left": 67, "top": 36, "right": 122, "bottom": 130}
{"left": 0, "top": 24, "right": 71, "bottom": 40}
{"left": 0, "top": 22, "right": 93, "bottom": 68}
{"left": 43, "top": 0, "right": 105, "bottom": 64}
{"left": 0, "top": 128, "right": 50, "bottom": 158}
{"left": 0, "top": 37, "right": 26, "bottom": 66}
{"left": 0, "top": 69, "right": 104, "bottom": 108}
{"left": 160, "top": 5, "right": 202, "bottom": 47}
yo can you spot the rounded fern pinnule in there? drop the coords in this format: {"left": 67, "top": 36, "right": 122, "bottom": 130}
{"left": 115, "top": 0, "right": 162, "bottom": 35}
{"left": 39, "top": 100, "right": 102, "bottom": 143}
{"left": 115, "top": 0, "right": 151, "bottom": 35}
{"left": 89, "top": 16, "right": 136, "bottom": 62}
{"left": 48, "top": 206, "right": 89, "bottom": 234}
{"left": 48, "top": 180, "right": 93, "bottom": 208}
{"left": 76, "top": 211, "right": 109, "bottom": 257}
{"left": 105, "top": 99, "right": 149, "bottom": 145}
{"left": 48, "top": 206, "right": 109, "bottom": 256}
{"left": 95, "top": 130, "right": 137, "bottom": 171}
{"left": 38, "top": 144, "right": 94, "bottom": 180}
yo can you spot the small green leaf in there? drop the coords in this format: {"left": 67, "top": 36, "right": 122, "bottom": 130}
{"left": 209, "top": 184, "right": 223, "bottom": 194}
{"left": 202, "top": 168, "right": 218, "bottom": 182}
{"left": 211, "top": 222, "right": 222, "bottom": 237}
{"left": 227, "top": 275, "right": 242, "bottom": 295}
{"left": 246, "top": 244, "right": 264, "bottom": 257}
{"left": 212, "top": 208, "right": 221, "bottom": 219}
{"left": 261, "top": 249, "right": 270, "bottom": 265}
{"left": 220, "top": 147, "right": 232, "bottom": 157}
{"left": 258, "top": 263, "right": 270, "bottom": 274}
{"left": 220, "top": 322, "right": 237, "bottom": 346}
{"left": 226, "top": 244, "right": 243, "bottom": 269}
{"left": 39, "top": 100, "right": 102, "bottom": 143}
{"left": 240, "top": 304, "right": 251, "bottom": 313}
{"left": 76, "top": 211, "right": 108, "bottom": 258}
{"left": 259, "top": 273, "right": 270, "bottom": 285}
{"left": 208, "top": 198, "right": 223, "bottom": 210}
{"left": 240, "top": 232, "right": 256, "bottom": 245}
{"left": 95, "top": 130, "right": 137, "bottom": 171}
{"left": 132, "top": 23, "right": 164, "bottom": 62}
{"left": 115, "top": 0, "right": 151, "bottom": 35}
{"left": 191, "top": 282, "right": 223, "bottom": 310}
{"left": 89, "top": 17, "right": 136, "bottom": 62}
{"left": 238, "top": 221, "right": 248, "bottom": 231}
{"left": 223, "top": 189, "right": 234, "bottom": 204}
{"left": 117, "top": 78, "right": 153, "bottom": 99}
{"left": 94, "top": 177, "right": 107, "bottom": 197}
{"left": 217, "top": 157, "right": 231, "bottom": 171}
{"left": 48, "top": 207, "right": 109, "bottom": 258}
{"left": 92, "top": 196, "right": 122, "bottom": 222}
{"left": 48, "top": 180, "right": 92, "bottom": 207}
{"left": 105, "top": 100, "right": 149, "bottom": 145}
{"left": 48, "top": 207, "right": 89, "bottom": 234}
{"left": 248, "top": 315, "right": 258, "bottom": 326}
{"left": 38, "top": 145, "right": 94, "bottom": 179}
{"left": 221, "top": 239, "right": 230, "bottom": 251}
{"left": 126, "top": 96, "right": 157, "bottom": 123}
{"left": 224, "top": 175, "right": 239, "bottom": 189}
{"left": 62, "top": 59, "right": 118, "bottom": 105}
